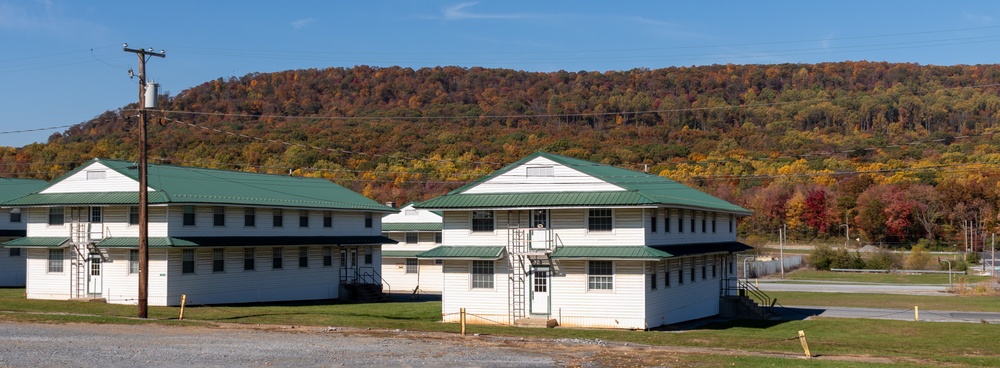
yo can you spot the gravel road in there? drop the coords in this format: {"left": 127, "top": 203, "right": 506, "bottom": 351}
{"left": 0, "top": 322, "right": 567, "bottom": 367}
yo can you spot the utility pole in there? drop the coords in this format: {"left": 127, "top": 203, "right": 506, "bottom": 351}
{"left": 123, "top": 44, "right": 165, "bottom": 319}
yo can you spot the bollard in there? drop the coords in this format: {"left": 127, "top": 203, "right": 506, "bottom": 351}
{"left": 914, "top": 306, "right": 918, "bottom": 321}
{"left": 460, "top": 308, "right": 467, "bottom": 335}
{"left": 179, "top": 294, "right": 187, "bottom": 320}
{"left": 798, "top": 330, "right": 812, "bottom": 358}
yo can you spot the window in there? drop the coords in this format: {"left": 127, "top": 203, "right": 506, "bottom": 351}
{"left": 588, "top": 261, "right": 613, "bottom": 290}
{"left": 272, "top": 247, "right": 283, "bottom": 269}
{"left": 129, "top": 250, "right": 139, "bottom": 274}
{"left": 86, "top": 170, "right": 106, "bottom": 180}
{"left": 48, "top": 249, "right": 63, "bottom": 272}
{"left": 48, "top": 207, "right": 64, "bottom": 226}
{"left": 650, "top": 263, "right": 657, "bottom": 289}
{"left": 691, "top": 216, "right": 696, "bottom": 234}
{"left": 712, "top": 255, "right": 717, "bottom": 278}
{"left": 533, "top": 269, "right": 548, "bottom": 293}
{"left": 299, "top": 210, "right": 309, "bottom": 228}
{"left": 183, "top": 206, "right": 196, "bottom": 226}
{"left": 213, "top": 206, "right": 225, "bottom": 227}
{"left": 364, "top": 212, "right": 373, "bottom": 228}
{"left": 90, "top": 207, "right": 102, "bottom": 223}
{"left": 702, "top": 256, "right": 707, "bottom": 279}
{"left": 471, "top": 260, "right": 494, "bottom": 289}
{"left": 702, "top": 213, "right": 707, "bottom": 233}
{"left": 729, "top": 215, "right": 734, "bottom": 233}
{"left": 9, "top": 208, "right": 20, "bottom": 223}
{"left": 364, "top": 247, "right": 372, "bottom": 264}
{"left": 244, "top": 248, "right": 255, "bottom": 271}
{"left": 587, "top": 209, "right": 613, "bottom": 232}
{"left": 128, "top": 206, "right": 139, "bottom": 225}
{"left": 712, "top": 214, "right": 717, "bottom": 233}
{"left": 244, "top": 208, "right": 256, "bottom": 227}
{"left": 650, "top": 209, "right": 658, "bottom": 233}
{"left": 678, "top": 260, "right": 684, "bottom": 285}
{"left": 182, "top": 249, "right": 195, "bottom": 273}
{"left": 404, "top": 209, "right": 418, "bottom": 216}
{"left": 664, "top": 210, "right": 670, "bottom": 232}
{"left": 526, "top": 165, "right": 554, "bottom": 177}
{"left": 212, "top": 248, "right": 224, "bottom": 272}
{"left": 664, "top": 261, "right": 671, "bottom": 287}
{"left": 434, "top": 232, "right": 442, "bottom": 244}
{"left": 471, "top": 210, "right": 494, "bottom": 232}
{"left": 690, "top": 258, "right": 696, "bottom": 282}
{"left": 272, "top": 209, "right": 283, "bottom": 227}
{"left": 678, "top": 214, "right": 684, "bottom": 233}
{"left": 323, "top": 246, "right": 332, "bottom": 266}
{"left": 323, "top": 211, "right": 332, "bottom": 228}
{"left": 298, "top": 247, "right": 308, "bottom": 267}
{"left": 9, "top": 248, "right": 21, "bottom": 257}
{"left": 405, "top": 232, "right": 419, "bottom": 244}
{"left": 405, "top": 258, "right": 418, "bottom": 274}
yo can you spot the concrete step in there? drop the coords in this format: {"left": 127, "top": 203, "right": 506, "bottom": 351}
{"left": 514, "top": 317, "right": 558, "bottom": 328}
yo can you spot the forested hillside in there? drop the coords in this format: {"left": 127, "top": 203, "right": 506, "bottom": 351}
{"left": 4, "top": 61, "right": 1000, "bottom": 249}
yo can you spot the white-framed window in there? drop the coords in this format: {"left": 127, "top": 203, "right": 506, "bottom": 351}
{"left": 212, "top": 248, "right": 225, "bottom": 272}
{"left": 405, "top": 258, "right": 418, "bottom": 274}
{"left": 587, "top": 209, "right": 613, "bottom": 232}
{"left": 690, "top": 258, "right": 696, "bottom": 282}
{"left": 678, "top": 212, "right": 684, "bottom": 233}
{"left": 128, "top": 206, "right": 139, "bottom": 225}
{"left": 299, "top": 210, "right": 309, "bottom": 228}
{"left": 299, "top": 247, "right": 309, "bottom": 268}
{"left": 182, "top": 249, "right": 195, "bottom": 273}
{"left": 702, "top": 212, "right": 707, "bottom": 233}
{"left": 588, "top": 261, "right": 613, "bottom": 290}
{"left": 664, "top": 209, "right": 671, "bottom": 232}
{"left": 405, "top": 232, "right": 419, "bottom": 244}
{"left": 323, "top": 246, "right": 332, "bottom": 266}
{"left": 213, "top": 206, "right": 225, "bottom": 227}
{"left": 90, "top": 207, "right": 103, "bottom": 223}
{"left": 323, "top": 211, "right": 333, "bottom": 228}
{"left": 129, "top": 249, "right": 139, "bottom": 274}
{"left": 183, "top": 206, "right": 196, "bottom": 226}
{"left": 272, "top": 247, "right": 283, "bottom": 269}
{"left": 364, "top": 247, "right": 372, "bottom": 264}
{"left": 730, "top": 214, "right": 734, "bottom": 233}
{"left": 712, "top": 213, "right": 717, "bottom": 233}
{"left": 244, "top": 248, "right": 255, "bottom": 271}
{"left": 526, "top": 165, "right": 554, "bottom": 177}
{"left": 678, "top": 259, "right": 684, "bottom": 285}
{"left": 272, "top": 209, "right": 283, "bottom": 227}
{"left": 48, "top": 207, "right": 64, "bottom": 226}
{"left": 650, "top": 209, "right": 657, "bottom": 233}
{"left": 86, "top": 170, "right": 106, "bottom": 180}
{"left": 702, "top": 255, "right": 707, "bottom": 279}
{"left": 9, "top": 208, "right": 20, "bottom": 223}
{"left": 48, "top": 249, "right": 64, "bottom": 273}
{"left": 404, "top": 209, "right": 418, "bottom": 216}
{"left": 364, "top": 212, "right": 373, "bottom": 228}
{"left": 434, "top": 232, "right": 442, "bottom": 244}
{"left": 471, "top": 210, "right": 495, "bottom": 232}
{"left": 244, "top": 208, "right": 256, "bottom": 227}
{"left": 650, "top": 262, "right": 658, "bottom": 289}
{"left": 471, "top": 260, "right": 494, "bottom": 289}
{"left": 664, "top": 260, "right": 671, "bottom": 287}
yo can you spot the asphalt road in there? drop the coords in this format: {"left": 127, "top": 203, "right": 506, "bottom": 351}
{"left": 754, "top": 279, "right": 951, "bottom": 295}
{"left": 775, "top": 305, "right": 1000, "bottom": 323}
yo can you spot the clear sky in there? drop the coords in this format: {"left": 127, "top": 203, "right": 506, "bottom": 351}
{"left": 4, "top": 1, "right": 1000, "bottom": 147}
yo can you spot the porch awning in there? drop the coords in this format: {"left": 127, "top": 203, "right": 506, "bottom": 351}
{"left": 95, "top": 237, "right": 198, "bottom": 248}
{"left": 2, "top": 237, "right": 69, "bottom": 248}
{"left": 381, "top": 250, "right": 424, "bottom": 258}
{"left": 550, "top": 246, "right": 672, "bottom": 261}
{"left": 416, "top": 246, "right": 506, "bottom": 260}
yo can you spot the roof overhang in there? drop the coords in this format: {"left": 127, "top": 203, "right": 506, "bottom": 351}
{"left": 416, "top": 246, "right": 506, "bottom": 260}
{"left": 550, "top": 246, "right": 672, "bottom": 261}
{"left": 3, "top": 237, "right": 69, "bottom": 248}
{"left": 651, "top": 241, "right": 754, "bottom": 257}
{"left": 172, "top": 236, "right": 396, "bottom": 247}
{"left": 381, "top": 250, "right": 425, "bottom": 258}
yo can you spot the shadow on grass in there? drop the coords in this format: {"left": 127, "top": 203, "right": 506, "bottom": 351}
{"left": 652, "top": 306, "right": 828, "bottom": 332}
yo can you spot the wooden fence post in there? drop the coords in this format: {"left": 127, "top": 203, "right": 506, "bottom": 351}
{"left": 914, "top": 306, "right": 919, "bottom": 321}
{"left": 460, "top": 308, "right": 467, "bottom": 335}
{"left": 798, "top": 330, "right": 812, "bottom": 358}
{"left": 178, "top": 294, "right": 187, "bottom": 320}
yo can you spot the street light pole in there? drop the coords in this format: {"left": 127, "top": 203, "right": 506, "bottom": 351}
{"left": 941, "top": 260, "right": 952, "bottom": 289}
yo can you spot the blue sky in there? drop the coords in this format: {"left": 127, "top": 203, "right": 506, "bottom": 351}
{"left": 3, "top": 1, "right": 1000, "bottom": 147}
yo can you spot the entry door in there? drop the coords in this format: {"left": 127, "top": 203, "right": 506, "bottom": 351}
{"left": 530, "top": 266, "right": 550, "bottom": 315}
{"left": 529, "top": 210, "right": 549, "bottom": 250}
{"left": 87, "top": 252, "right": 102, "bottom": 297}
{"left": 341, "top": 249, "right": 357, "bottom": 283}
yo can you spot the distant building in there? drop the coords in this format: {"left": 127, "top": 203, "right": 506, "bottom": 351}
{"left": 416, "top": 152, "right": 752, "bottom": 329}
{"left": 3, "top": 159, "right": 395, "bottom": 305}
{"left": 0, "top": 178, "right": 49, "bottom": 287}
{"left": 380, "top": 203, "right": 443, "bottom": 295}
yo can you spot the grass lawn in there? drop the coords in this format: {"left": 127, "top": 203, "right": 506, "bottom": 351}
{"left": 770, "top": 268, "right": 994, "bottom": 285}
{"left": 1, "top": 288, "right": 999, "bottom": 366}
{"left": 767, "top": 291, "right": 1000, "bottom": 312}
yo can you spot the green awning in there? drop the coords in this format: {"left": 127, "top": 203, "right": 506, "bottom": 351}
{"left": 2, "top": 237, "right": 69, "bottom": 248}
{"left": 381, "top": 250, "right": 424, "bottom": 258}
{"left": 381, "top": 223, "right": 443, "bottom": 232}
{"left": 550, "top": 246, "right": 673, "bottom": 260}
{"left": 95, "top": 237, "right": 198, "bottom": 248}
{"left": 416, "top": 246, "right": 506, "bottom": 260}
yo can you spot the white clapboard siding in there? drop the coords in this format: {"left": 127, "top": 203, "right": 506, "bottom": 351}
{"left": 166, "top": 206, "right": 380, "bottom": 238}
{"left": 381, "top": 255, "right": 443, "bottom": 294}
{"left": 463, "top": 157, "right": 624, "bottom": 194}
{"left": 549, "top": 260, "right": 647, "bottom": 329}
{"left": 382, "top": 231, "right": 440, "bottom": 252}
{"left": 646, "top": 209, "right": 739, "bottom": 245}
{"left": 441, "top": 259, "right": 510, "bottom": 324}
{"left": 24, "top": 248, "right": 72, "bottom": 300}
{"left": 25, "top": 207, "right": 169, "bottom": 238}
{"left": 444, "top": 209, "right": 648, "bottom": 247}
{"left": 645, "top": 255, "right": 722, "bottom": 325}
{"left": 0, "top": 208, "right": 26, "bottom": 231}
{"left": 40, "top": 162, "right": 153, "bottom": 194}
{"left": 0, "top": 246, "right": 26, "bottom": 287}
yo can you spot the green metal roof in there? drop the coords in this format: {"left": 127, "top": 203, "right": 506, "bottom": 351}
{"left": 381, "top": 223, "right": 443, "bottom": 232}
{"left": 550, "top": 246, "right": 673, "bottom": 260}
{"left": 417, "top": 152, "right": 750, "bottom": 214}
{"left": 0, "top": 178, "right": 47, "bottom": 204}
{"left": 10, "top": 159, "right": 394, "bottom": 212}
{"left": 416, "top": 246, "right": 506, "bottom": 260}
{"left": 2, "top": 237, "right": 68, "bottom": 248}
{"left": 6, "top": 192, "right": 171, "bottom": 206}
{"left": 381, "top": 250, "right": 424, "bottom": 258}
{"left": 95, "top": 237, "right": 199, "bottom": 248}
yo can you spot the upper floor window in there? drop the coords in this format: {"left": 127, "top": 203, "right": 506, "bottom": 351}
{"left": 364, "top": 212, "right": 373, "bottom": 228}
{"left": 213, "top": 206, "right": 225, "bottom": 227}
{"left": 182, "top": 206, "right": 196, "bottom": 226}
{"left": 299, "top": 210, "right": 309, "bottom": 228}
{"left": 404, "top": 209, "right": 418, "bottom": 216}
{"left": 90, "top": 207, "right": 102, "bottom": 223}
{"left": 48, "top": 207, "right": 64, "bottom": 226}
{"left": 273, "top": 209, "right": 283, "bottom": 227}
{"left": 730, "top": 214, "right": 734, "bottom": 233}
{"left": 471, "top": 210, "right": 494, "bottom": 232}
{"left": 405, "top": 232, "right": 419, "bottom": 244}
{"left": 650, "top": 209, "right": 658, "bottom": 233}
{"left": 86, "top": 170, "right": 106, "bottom": 180}
{"left": 690, "top": 216, "right": 696, "bottom": 234}
{"left": 712, "top": 214, "right": 717, "bottom": 233}
{"left": 587, "top": 209, "right": 613, "bottom": 232}
{"left": 678, "top": 213, "right": 684, "bottom": 233}
{"left": 9, "top": 208, "right": 20, "bottom": 223}
{"left": 244, "top": 208, "right": 256, "bottom": 227}
{"left": 128, "top": 206, "right": 139, "bottom": 225}
{"left": 323, "top": 211, "right": 333, "bottom": 228}
{"left": 702, "top": 212, "right": 707, "bottom": 233}
{"left": 664, "top": 210, "right": 670, "bottom": 233}
{"left": 434, "top": 232, "right": 442, "bottom": 244}
{"left": 525, "top": 165, "right": 554, "bottom": 177}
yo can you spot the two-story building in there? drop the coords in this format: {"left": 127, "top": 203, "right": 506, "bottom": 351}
{"left": 0, "top": 178, "right": 49, "bottom": 287}
{"left": 2, "top": 158, "right": 395, "bottom": 306}
{"left": 415, "top": 152, "right": 752, "bottom": 329}
{"left": 380, "top": 203, "right": 443, "bottom": 295}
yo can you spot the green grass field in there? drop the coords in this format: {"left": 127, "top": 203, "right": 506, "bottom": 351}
{"left": 767, "top": 268, "right": 993, "bottom": 285}
{"left": 2, "top": 286, "right": 999, "bottom": 367}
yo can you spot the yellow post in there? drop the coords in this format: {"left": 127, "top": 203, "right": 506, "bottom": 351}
{"left": 914, "top": 306, "right": 919, "bottom": 321}
{"left": 178, "top": 294, "right": 187, "bottom": 320}
{"left": 755, "top": 278, "right": 758, "bottom": 288}
{"left": 460, "top": 308, "right": 467, "bottom": 335}
{"left": 798, "top": 330, "right": 812, "bottom": 358}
